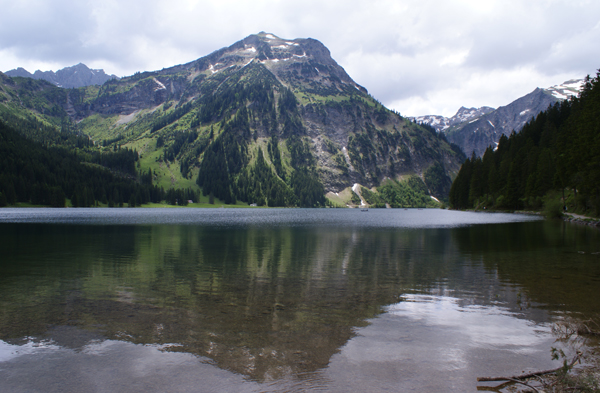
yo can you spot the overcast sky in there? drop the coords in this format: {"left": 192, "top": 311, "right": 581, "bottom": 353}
{"left": 1, "top": 0, "right": 598, "bottom": 117}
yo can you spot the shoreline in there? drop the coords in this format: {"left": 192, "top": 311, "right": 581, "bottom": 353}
{"left": 563, "top": 212, "right": 600, "bottom": 228}
{"left": 482, "top": 209, "right": 600, "bottom": 228}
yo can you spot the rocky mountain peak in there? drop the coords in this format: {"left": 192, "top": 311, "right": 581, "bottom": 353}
{"left": 5, "top": 63, "right": 118, "bottom": 88}
{"left": 177, "top": 33, "right": 366, "bottom": 96}
{"left": 4, "top": 67, "right": 31, "bottom": 78}
{"left": 410, "top": 106, "right": 494, "bottom": 133}
{"left": 453, "top": 106, "right": 495, "bottom": 123}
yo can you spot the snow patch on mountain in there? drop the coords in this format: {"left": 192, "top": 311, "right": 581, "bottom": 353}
{"left": 410, "top": 106, "right": 495, "bottom": 133}
{"left": 153, "top": 78, "right": 166, "bottom": 91}
{"left": 552, "top": 91, "right": 568, "bottom": 99}
{"left": 544, "top": 79, "right": 584, "bottom": 100}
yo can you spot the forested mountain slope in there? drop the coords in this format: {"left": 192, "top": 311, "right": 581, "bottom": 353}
{"left": 0, "top": 120, "right": 167, "bottom": 207}
{"left": 449, "top": 71, "right": 600, "bottom": 216}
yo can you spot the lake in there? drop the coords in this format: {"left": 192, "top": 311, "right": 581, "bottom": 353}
{"left": 0, "top": 208, "right": 599, "bottom": 392}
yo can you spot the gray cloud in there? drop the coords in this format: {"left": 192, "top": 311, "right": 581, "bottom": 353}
{"left": 0, "top": 1, "right": 95, "bottom": 61}
{"left": 0, "top": 0, "right": 598, "bottom": 117}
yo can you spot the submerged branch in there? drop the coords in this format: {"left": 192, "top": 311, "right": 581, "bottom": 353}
{"left": 477, "top": 353, "right": 581, "bottom": 383}
{"left": 506, "top": 378, "right": 541, "bottom": 393}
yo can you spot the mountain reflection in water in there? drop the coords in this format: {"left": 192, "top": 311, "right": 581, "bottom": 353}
{"left": 0, "top": 208, "right": 598, "bottom": 392}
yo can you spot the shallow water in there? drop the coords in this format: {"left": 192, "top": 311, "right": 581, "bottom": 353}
{"left": 0, "top": 208, "right": 598, "bottom": 392}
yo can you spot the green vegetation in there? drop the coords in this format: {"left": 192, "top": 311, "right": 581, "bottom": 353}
{"left": 360, "top": 186, "right": 382, "bottom": 206}
{"left": 423, "top": 161, "right": 452, "bottom": 201}
{"left": 378, "top": 176, "right": 438, "bottom": 208}
{"left": 76, "top": 113, "right": 121, "bottom": 141}
{"left": 449, "top": 70, "right": 600, "bottom": 217}
{"left": 543, "top": 192, "right": 565, "bottom": 219}
{"left": 0, "top": 103, "right": 90, "bottom": 149}
{"left": 196, "top": 102, "right": 325, "bottom": 207}
{"left": 0, "top": 120, "right": 164, "bottom": 207}
{"left": 331, "top": 177, "right": 440, "bottom": 209}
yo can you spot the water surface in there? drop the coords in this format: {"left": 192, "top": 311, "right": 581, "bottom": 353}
{"left": 0, "top": 208, "right": 598, "bottom": 392}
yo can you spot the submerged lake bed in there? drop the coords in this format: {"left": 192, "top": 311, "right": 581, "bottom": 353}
{"left": 0, "top": 208, "right": 599, "bottom": 392}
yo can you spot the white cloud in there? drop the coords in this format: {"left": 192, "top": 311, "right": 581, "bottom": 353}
{"left": 0, "top": 0, "right": 598, "bottom": 117}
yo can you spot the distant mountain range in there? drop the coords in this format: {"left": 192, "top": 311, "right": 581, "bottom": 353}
{"left": 411, "top": 106, "right": 495, "bottom": 133}
{"left": 5, "top": 63, "right": 118, "bottom": 88}
{"left": 410, "top": 80, "right": 584, "bottom": 156}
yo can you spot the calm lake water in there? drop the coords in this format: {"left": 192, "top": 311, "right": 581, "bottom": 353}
{"left": 0, "top": 208, "right": 599, "bottom": 392}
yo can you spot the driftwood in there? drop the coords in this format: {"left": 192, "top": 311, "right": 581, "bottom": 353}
{"left": 477, "top": 352, "right": 581, "bottom": 382}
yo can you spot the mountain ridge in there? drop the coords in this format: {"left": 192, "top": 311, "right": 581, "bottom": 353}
{"left": 5, "top": 63, "right": 118, "bottom": 89}
{"left": 411, "top": 79, "right": 584, "bottom": 156}
{"left": 410, "top": 106, "right": 495, "bottom": 133}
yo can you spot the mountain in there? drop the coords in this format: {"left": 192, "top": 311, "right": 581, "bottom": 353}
{"left": 0, "top": 33, "right": 465, "bottom": 207}
{"left": 449, "top": 72, "right": 599, "bottom": 216}
{"left": 413, "top": 80, "right": 584, "bottom": 157}
{"left": 410, "top": 106, "right": 495, "bottom": 133}
{"left": 5, "top": 63, "right": 118, "bottom": 88}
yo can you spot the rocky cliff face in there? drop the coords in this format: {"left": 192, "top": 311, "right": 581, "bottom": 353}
{"left": 5, "top": 63, "right": 118, "bottom": 88}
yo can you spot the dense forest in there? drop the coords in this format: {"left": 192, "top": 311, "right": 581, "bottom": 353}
{"left": 449, "top": 70, "right": 600, "bottom": 216}
{"left": 0, "top": 120, "right": 167, "bottom": 207}
{"left": 195, "top": 85, "right": 326, "bottom": 208}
